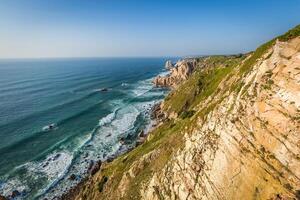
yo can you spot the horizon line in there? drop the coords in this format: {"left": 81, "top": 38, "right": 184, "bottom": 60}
{"left": 0, "top": 52, "right": 249, "bottom": 60}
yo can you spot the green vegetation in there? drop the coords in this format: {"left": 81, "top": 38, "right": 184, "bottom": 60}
{"left": 97, "top": 118, "right": 188, "bottom": 199}
{"left": 278, "top": 24, "right": 300, "bottom": 42}
{"left": 164, "top": 55, "right": 245, "bottom": 115}
{"left": 239, "top": 24, "right": 300, "bottom": 76}
{"left": 239, "top": 39, "right": 275, "bottom": 75}
{"left": 180, "top": 110, "right": 195, "bottom": 119}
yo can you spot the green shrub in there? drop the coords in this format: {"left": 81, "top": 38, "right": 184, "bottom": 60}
{"left": 98, "top": 176, "right": 109, "bottom": 192}
{"left": 278, "top": 24, "right": 300, "bottom": 42}
{"left": 180, "top": 110, "right": 196, "bottom": 119}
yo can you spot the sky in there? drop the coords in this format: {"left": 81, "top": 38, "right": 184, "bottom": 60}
{"left": 0, "top": 0, "right": 299, "bottom": 58}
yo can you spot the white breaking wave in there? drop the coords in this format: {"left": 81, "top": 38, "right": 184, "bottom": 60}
{"left": 131, "top": 70, "right": 169, "bottom": 97}
{"left": 98, "top": 110, "right": 117, "bottom": 126}
{"left": 0, "top": 178, "right": 27, "bottom": 198}
{"left": 33, "top": 70, "right": 168, "bottom": 199}
{"left": 159, "top": 70, "right": 170, "bottom": 77}
{"left": 0, "top": 151, "right": 74, "bottom": 199}
{"left": 131, "top": 78, "right": 153, "bottom": 97}
{"left": 28, "top": 151, "right": 73, "bottom": 195}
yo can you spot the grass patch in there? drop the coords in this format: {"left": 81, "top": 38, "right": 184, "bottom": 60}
{"left": 97, "top": 118, "right": 188, "bottom": 199}
{"left": 239, "top": 39, "right": 275, "bottom": 75}
{"left": 164, "top": 55, "right": 244, "bottom": 115}
{"left": 180, "top": 110, "right": 196, "bottom": 119}
{"left": 278, "top": 24, "right": 300, "bottom": 42}
{"left": 239, "top": 24, "right": 300, "bottom": 76}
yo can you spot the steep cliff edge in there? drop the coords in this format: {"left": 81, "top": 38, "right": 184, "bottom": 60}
{"left": 73, "top": 25, "right": 300, "bottom": 200}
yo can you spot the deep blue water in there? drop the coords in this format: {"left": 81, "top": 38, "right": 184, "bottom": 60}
{"left": 0, "top": 58, "right": 170, "bottom": 199}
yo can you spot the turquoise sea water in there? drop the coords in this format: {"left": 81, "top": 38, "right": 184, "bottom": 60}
{"left": 0, "top": 58, "right": 170, "bottom": 199}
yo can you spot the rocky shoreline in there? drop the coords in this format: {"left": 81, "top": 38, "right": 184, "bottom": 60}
{"left": 57, "top": 59, "right": 194, "bottom": 199}
{"left": 2, "top": 59, "right": 193, "bottom": 200}
{"left": 0, "top": 105, "right": 166, "bottom": 200}
{"left": 54, "top": 101, "right": 166, "bottom": 200}
{"left": 0, "top": 59, "right": 193, "bottom": 200}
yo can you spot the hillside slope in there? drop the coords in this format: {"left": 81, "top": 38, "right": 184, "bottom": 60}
{"left": 73, "top": 25, "right": 300, "bottom": 200}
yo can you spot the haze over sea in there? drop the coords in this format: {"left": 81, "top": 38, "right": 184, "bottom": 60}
{"left": 0, "top": 57, "right": 170, "bottom": 199}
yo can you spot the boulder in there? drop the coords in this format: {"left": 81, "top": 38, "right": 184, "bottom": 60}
{"left": 107, "top": 157, "right": 114, "bottom": 163}
{"left": 69, "top": 174, "right": 76, "bottom": 181}
{"left": 11, "top": 190, "right": 20, "bottom": 198}
{"left": 90, "top": 160, "right": 102, "bottom": 175}
{"left": 136, "top": 137, "right": 146, "bottom": 147}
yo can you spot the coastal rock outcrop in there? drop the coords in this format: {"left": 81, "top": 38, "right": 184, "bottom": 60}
{"left": 153, "top": 59, "right": 197, "bottom": 88}
{"left": 165, "top": 60, "right": 174, "bottom": 70}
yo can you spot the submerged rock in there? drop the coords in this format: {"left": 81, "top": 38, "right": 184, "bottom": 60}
{"left": 53, "top": 153, "right": 61, "bottom": 160}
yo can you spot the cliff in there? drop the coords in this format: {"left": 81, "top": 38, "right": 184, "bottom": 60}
{"left": 153, "top": 59, "right": 197, "bottom": 88}
{"left": 72, "top": 25, "right": 300, "bottom": 200}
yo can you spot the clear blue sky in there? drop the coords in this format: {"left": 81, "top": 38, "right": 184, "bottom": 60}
{"left": 0, "top": 0, "right": 299, "bottom": 58}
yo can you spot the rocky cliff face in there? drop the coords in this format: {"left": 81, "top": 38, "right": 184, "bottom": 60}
{"left": 153, "top": 59, "right": 197, "bottom": 88}
{"left": 142, "top": 37, "right": 300, "bottom": 200}
{"left": 73, "top": 26, "right": 300, "bottom": 200}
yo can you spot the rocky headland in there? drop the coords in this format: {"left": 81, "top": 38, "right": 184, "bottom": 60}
{"left": 59, "top": 25, "right": 300, "bottom": 200}
{"left": 153, "top": 58, "right": 197, "bottom": 88}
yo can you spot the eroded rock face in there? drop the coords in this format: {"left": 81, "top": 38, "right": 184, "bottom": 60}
{"left": 153, "top": 59, "right": 197, "bottom": 88}
{"left": 142, "top": 38, "right": 300, "bottom": 200}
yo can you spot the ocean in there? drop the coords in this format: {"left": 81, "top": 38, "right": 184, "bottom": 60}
{"left": 0, "top": 58, "right": 170, "bottom": 199}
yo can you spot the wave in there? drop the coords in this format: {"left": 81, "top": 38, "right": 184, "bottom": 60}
{"left": 0, "top": 73, "right": 112, "bottom": 102}
{"left": 0, "top": 90, "right": 100, "bottom": 135}
{"left": 0, "top": 100, "right": 105, "bottom": 154}
{"left": 0, "top": 150, "right": 74, "bottom": 199}
{"left": 130, "top": 78, "right": 153, "bottom": 97}
{"left": 0, "top": 68, "right": 169, "bottom": 199}
{"left": 158, "top": 70, "right": 170, "bottom": 77}
{"left": 98, "top": 109, "right": 119, "bottom": 127}
{"left": 0, "top": 70, "right": 105, "bottom": 92}
{"left": 32, "top": 151, "right": 74, "bottom": 199}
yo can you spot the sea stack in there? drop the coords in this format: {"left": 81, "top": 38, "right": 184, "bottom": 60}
{"left": 164, "top": 60, "right": 174, "bottom": 70}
